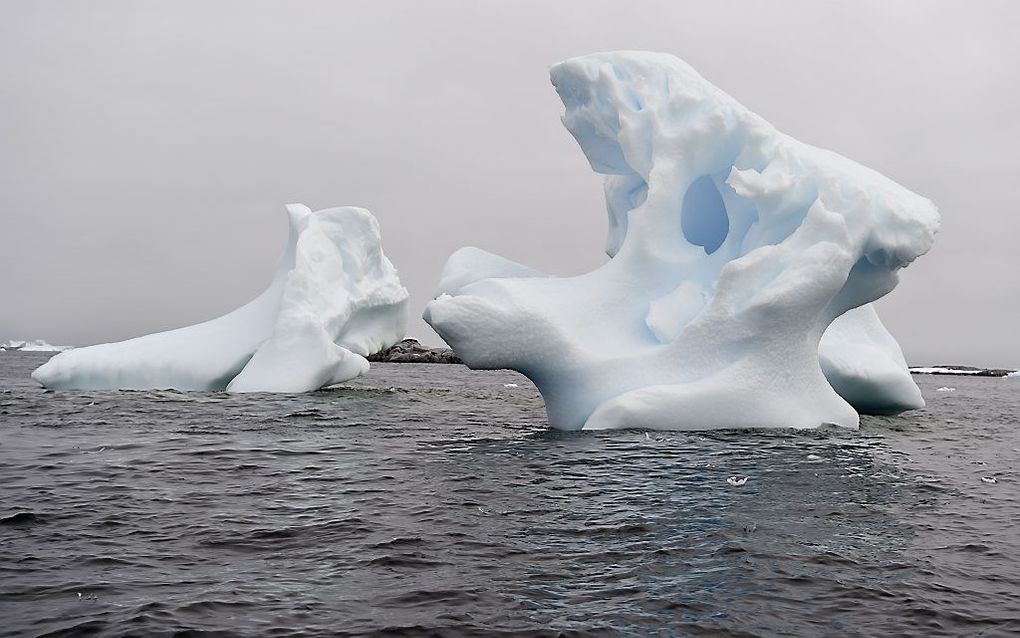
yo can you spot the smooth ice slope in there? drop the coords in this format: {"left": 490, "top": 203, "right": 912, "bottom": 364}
{"left": 424, "top": 52, "right": 939, "bottom": 431}
{"left": 819, "top": 306, "right": 924, "bottom": 414}
{"left": 33, "top": 205, "right": 408, "bottom": 392}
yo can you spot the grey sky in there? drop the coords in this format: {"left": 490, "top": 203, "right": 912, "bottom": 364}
{"left": 1, "top": 1, "right": 1017, "bottom": 367}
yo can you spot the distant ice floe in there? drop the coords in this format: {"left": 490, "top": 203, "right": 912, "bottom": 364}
{"left": 1, "top": 339, "right": 73, "bottom": 352}
{"left": 910, "top": 367, "right": 983, "bottom": 375}
{"left": 32, "top": 205, "right": 408, "bottom": 392}
{"left": 425, "top": 51, "right": 938, "bottom": 431}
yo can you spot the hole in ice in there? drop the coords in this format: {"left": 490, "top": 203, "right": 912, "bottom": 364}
{"left": 681, "top": 175, "right": 729, "bottom": 254}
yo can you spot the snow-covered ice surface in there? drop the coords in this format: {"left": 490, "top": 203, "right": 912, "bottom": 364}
{"left": 425, "top": 51, "right": 939, "bottom": 431}
{"left": 33, "top": 205, "right": 408, "bottom": 392}
{"left": 1, "top": 340, "right": 73, "bottom": 352}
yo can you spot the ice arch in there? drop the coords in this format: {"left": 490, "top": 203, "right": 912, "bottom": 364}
{"left": 681, "top": 175, "right": 729, "bottom": 255}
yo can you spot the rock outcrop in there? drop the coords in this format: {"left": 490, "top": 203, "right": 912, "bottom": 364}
{"left": 367, "top": 339, "right": 463, "bottom": 364}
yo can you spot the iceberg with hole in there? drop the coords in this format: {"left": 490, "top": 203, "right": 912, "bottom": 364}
{"left": 424, "top": 51, "right": 938, "bottom": 431}
{"left": 33, "top": 205, "right": 408, "bottom": 392}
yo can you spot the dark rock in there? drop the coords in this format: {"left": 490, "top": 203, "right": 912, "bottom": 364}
{"left": 367, "top": 339, "right": 463, "bottom": 364}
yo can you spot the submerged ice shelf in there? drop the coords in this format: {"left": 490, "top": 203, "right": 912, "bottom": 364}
{"left": 33, "top": 205, "right": 409, "bottom": 392}
{"left": 425, "top": 51, "right": 939, "bottom": 431}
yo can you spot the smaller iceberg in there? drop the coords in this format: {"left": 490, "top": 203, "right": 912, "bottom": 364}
{"left": 33, "top": 205, "right": 408, "bottom": 392}
{"left": 1, "top": 340, "right": 74, "bottom": 352}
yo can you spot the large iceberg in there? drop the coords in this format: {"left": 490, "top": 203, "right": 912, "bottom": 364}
{"left": 424, "top": 52, "right": 938, "bottom": 431}
{"left": 33, "top": 205, "right": 408, "bottom": 392}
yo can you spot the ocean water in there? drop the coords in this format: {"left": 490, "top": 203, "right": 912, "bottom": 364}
{"left": 1, "top": 351, "right": 1018, "bottom": 637}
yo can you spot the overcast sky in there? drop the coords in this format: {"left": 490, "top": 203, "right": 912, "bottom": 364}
{"left": 1, "top": 1, "right": 1017, "bottom": 367}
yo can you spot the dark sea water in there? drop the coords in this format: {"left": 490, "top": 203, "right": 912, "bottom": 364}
{"left": 1, "top": 351, "right": 1019, "bottom": 637}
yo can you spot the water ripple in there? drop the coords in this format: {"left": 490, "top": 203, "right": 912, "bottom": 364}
{"left": 1, "top": 352, "right": 1019, "bottom": 636}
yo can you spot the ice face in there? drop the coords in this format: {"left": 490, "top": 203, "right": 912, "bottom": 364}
{"left": 819, "top": 305, "right": 924, "bottom": 414}
{"left": 32, "top": 205, "right": 408, "bottom": 392}
{"left": 424, "top": 51, "right": 939, "bottom": 431}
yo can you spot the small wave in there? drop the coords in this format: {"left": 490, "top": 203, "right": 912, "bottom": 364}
{"left": 198, "top": 517, "right": 377, "bottom": 550}
{"left": 370, "top": 536, "right": 426, "bottom": 549}
{"left": 79, "top": 555, "right": 139, "bottom": 567}
{"left": 367, "top": 554, "right": 448, "bottom": 569}
{"left": 283, "top": 409, "right": 326, "bottom": 418}
{"left": 388, "top": 588, "right": 478, "bottom": 606}
{"left": 0, "top": 512, "right": 44, "bottom": 526}
{"left": 175, "top": 599, "right": 257, "bottom": 614}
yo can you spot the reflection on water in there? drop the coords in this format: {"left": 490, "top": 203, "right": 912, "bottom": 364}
{"left": 1, "top": 352, "right": 1018, "bottom": 636}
